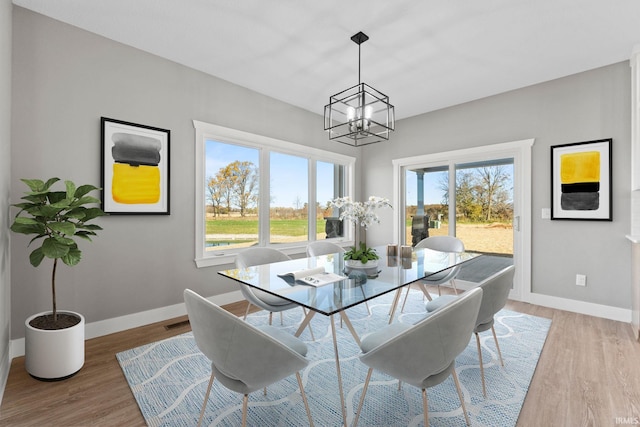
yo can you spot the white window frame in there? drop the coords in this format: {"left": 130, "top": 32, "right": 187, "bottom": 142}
{"left": 194, "top": 120, "right": 356, "bottom": 268}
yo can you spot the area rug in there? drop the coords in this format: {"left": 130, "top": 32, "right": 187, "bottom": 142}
{"left": 117, "top": 289, "right": 551, "bottom": 426}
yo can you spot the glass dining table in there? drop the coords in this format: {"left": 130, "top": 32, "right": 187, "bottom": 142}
{"left": 218, "top": 245, "right": 480, "bottom": 426}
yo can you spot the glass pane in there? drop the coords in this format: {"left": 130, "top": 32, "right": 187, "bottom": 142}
{"left": 270, "top": 152, "right": 308, "bottom": 244}
{"left": 317, "top": 161, "right": 345, "bottom": 240}
{"left": 455, "top": 159, "right": 514, "bottom": 256}
{"left": 405, "top": 166, "right": 449, "bottom": 245}
{"left": 205, "top": 140, "right": 259, "bottom": 251}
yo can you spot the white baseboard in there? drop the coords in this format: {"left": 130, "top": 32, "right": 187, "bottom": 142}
{"left": 525, "top": 292, "right": 632, "bottom": 323}
{"left": 9, "top": 290, "right": 243, "bottom": 360}
{"left": 449, "top": 280, "right": 631, "bottom": 323}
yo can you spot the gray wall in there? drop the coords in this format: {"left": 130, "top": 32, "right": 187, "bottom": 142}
{"left": 0, "top": 0, "right": 12, "bottom": 392}
{"left": 10, "top": 7, "right": 357, "bottom": 339}
{"left": 362, "top": 62, "right": 631, "bottom": 309}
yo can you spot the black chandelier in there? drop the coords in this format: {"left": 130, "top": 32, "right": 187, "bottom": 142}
{"left": 324, "top": 31, "right": 395, "bottom": 147}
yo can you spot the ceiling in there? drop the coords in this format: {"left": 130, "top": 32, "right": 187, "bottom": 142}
{"left": 13, "top": 0, "right": 640, "bottom": 120}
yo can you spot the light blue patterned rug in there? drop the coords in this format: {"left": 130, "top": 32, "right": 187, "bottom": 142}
{"left": 117, "top": 289, "right": 551, "bottom": 426}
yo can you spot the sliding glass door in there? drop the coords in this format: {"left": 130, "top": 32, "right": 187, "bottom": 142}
{"left": 405, "top": 159, "right": 514, "bottom": 256}
{"left": 394, "top": 139, "right": 534, "bottom": 300}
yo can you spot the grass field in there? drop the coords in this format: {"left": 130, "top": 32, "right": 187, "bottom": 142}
{"left": 206, "top": 217, "right": 325, "bottom": 235}
{"left": 206, "top": 216, "right": 513, "bottom": 255}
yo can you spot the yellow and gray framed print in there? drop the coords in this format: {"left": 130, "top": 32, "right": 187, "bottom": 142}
{"left": 551, "top": 138, "right": 612, "bottom": 221}
{"left": 101, "top": 117, "right": 170, "bottom": 214}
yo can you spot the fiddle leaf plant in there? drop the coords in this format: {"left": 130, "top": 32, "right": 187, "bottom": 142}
{"left": 10, "top": 178, "right": 106, "bottom": 324}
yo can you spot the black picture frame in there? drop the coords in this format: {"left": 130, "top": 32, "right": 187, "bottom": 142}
{"left": 101, "top": 117, "right": 170, "bottom": 215}
{"left": 550, "top": 138, "right": 612, "bottom": 221}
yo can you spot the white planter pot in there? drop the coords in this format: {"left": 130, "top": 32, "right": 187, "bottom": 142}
{"left": 345, "top": 259, "right": 379, "bottom": 269}
{"left": 25, "top": 311, "right": 85, "bottom": 380}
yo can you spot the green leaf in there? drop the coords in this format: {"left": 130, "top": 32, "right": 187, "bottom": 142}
{"left": 49, "top": 222, "right": 76, "bottom": 236}
{"left": 10, "top": 221, "right": 45, "bottom": 235}
{"left": 81, "top": 207, "right": 106, "bottom": 221}
{"left": 75, "top": 184, "right": 99, "bottom": 198}
{"left": 42, "top": 177, "right": 60, "bottom": 191}
{"left": 65, "top": 207, "right": 87, "bottom": 220}
{"left": 65, "top": 181, "right": 76, "bottom": 200}
{"left": 52, "top": 234, "right": 76, "bottom": 246}
{"left": 61, "top": 246, "right": 81, "bottom": 266}
{"left": 77, "top": 224, "right": 102, "bottom": 231}
{"left": 69, "top": 196, "right": 101, "bottom": 208}
{"left": 21, "top": 178, "right": 46, "bottom": 192}
{"left": 32, "top": 205, "right": 64, "bottom": 218}
{"left": 41, "top": 237, "right": 70, "bottom": 259}
{"left": 74, "top": 231, "right": 94, "bottom": 241}
{"left": 13, "top": 217, "right": 39, "bottom": 225}
{"left": 20, "top": 194, "right": 47, "bottom": 204}
{"left": 50, "top": 199, "right": 72, "bottom": 210}
{"left": 29, "top": 247, "right": 45, "bottom": 267}
{"left": 47, "top": 191, "right": 67, "bottom": 205}
{"left": 12, "top": 202, "right": 38, "bottom": 210}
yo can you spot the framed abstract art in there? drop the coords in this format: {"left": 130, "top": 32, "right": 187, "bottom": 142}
{"left": 101, "top": 117, "right": 170, "bottom": 214}
{"left": 550, "top": 138, "right": 612, "bottom": 221}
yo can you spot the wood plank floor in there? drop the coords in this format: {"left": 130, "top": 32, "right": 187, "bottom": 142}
{"left": 1, "top": 297, "right": 639, "bottom": 426}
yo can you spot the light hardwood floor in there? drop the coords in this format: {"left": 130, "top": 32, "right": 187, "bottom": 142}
{"left": 1, "top": 298, "right": 639, "bottom": 426}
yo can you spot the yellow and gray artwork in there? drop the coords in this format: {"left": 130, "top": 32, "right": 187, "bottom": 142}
{"left": 111, "top": 132, "right": 161, "bottom": 204}
{"left": 559, "top": 151, "right": 600, "bottom": 211}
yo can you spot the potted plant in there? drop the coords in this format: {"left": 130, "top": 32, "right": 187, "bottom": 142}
{"left": 343, "top": 242, "right": 380, "bottom": 268}
{"left": 10, "top": 178, "right": 106, "bottom": 380}
{"left": 329, "top": 195, "right": 392, "bottom": 268}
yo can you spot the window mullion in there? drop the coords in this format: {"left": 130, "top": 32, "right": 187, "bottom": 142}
{"left": 260, "top": 148, "right": 270, "bottom": 246}
{"left": 308, "top": 160, "right": 317, "bottom": 241}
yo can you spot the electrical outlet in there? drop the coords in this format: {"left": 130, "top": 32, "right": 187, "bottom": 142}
{"left": 576, "top": 274, "right": 587, "bottom": 286}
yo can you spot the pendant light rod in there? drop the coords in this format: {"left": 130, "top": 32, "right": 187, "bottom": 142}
{"left": 351, "top": 31, "right": 369, "bottom": 85}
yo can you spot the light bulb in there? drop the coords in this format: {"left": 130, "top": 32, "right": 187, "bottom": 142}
{"left": 364, "top": 105, "right": 373, "bottom": 119}
{"left": 346, "top": 106, "right": 356, "bottom": 121}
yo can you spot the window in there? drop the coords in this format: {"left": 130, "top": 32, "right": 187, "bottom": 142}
{"left": 194, "top": 121, "right": 355, "bottom": 267}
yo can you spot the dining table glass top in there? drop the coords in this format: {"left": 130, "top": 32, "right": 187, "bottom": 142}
{"left": 218, "top": 245, "right": 481, "bottom": 316}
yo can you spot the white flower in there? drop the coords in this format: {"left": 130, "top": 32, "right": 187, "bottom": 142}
{"left": 329, "top": 196, "right": 392, "bottom": 230}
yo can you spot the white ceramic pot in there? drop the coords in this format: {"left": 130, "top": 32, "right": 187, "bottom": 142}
{"left": 345, "top": 259, "right": 379, "bottom": 269}
{"left": 25, "top": 311, "right": 85, "bottom": 380}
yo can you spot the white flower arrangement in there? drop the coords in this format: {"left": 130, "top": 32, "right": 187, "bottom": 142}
{"left": 329, "top": 196, "right": 392, "bottom": 230}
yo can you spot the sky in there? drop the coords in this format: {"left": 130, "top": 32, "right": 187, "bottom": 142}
{"left": 207, "top": 139, "right": 514, "bottom": 209}
{"left": 206, "top": 140, "right": 335, "bottom": 209}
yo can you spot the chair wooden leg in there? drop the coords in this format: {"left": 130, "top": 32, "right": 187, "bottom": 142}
{"left": 451, "top": 279, "right": 459, "bottom": 295}
{"left": 197, "top": 371, "right": 215, "bottom": 427}
{"left": 268, "top": 312, "right": 273, "bottom": 325}
{"left": 421, "top": 388, "right": 429, "bottom": 427}
{"left": 243, "top": 303, "right": 252, "bottom": 320}
{"left": 241, "top": 394, "right": 249, "bottom": 427}
{"left": 417, "top": 283, "right": 433, "bottom": 302}
{"left": 296, "top": 372, "right": 315, "bottom": 427}
{"left": 492, "top": 326, "right": 504, "bottom": 367}
{"left": 452, "top": 368, "right": 470, "bottom": 426}
{"left": 476, "top": 332, "right": 487, "bottom": 398}
{"left": 353, "top": 368, "right": 373, "bottom": 427}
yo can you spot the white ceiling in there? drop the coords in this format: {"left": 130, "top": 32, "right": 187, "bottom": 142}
{"left": 13, "top": 0, "right": 640, "bottom": 120}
